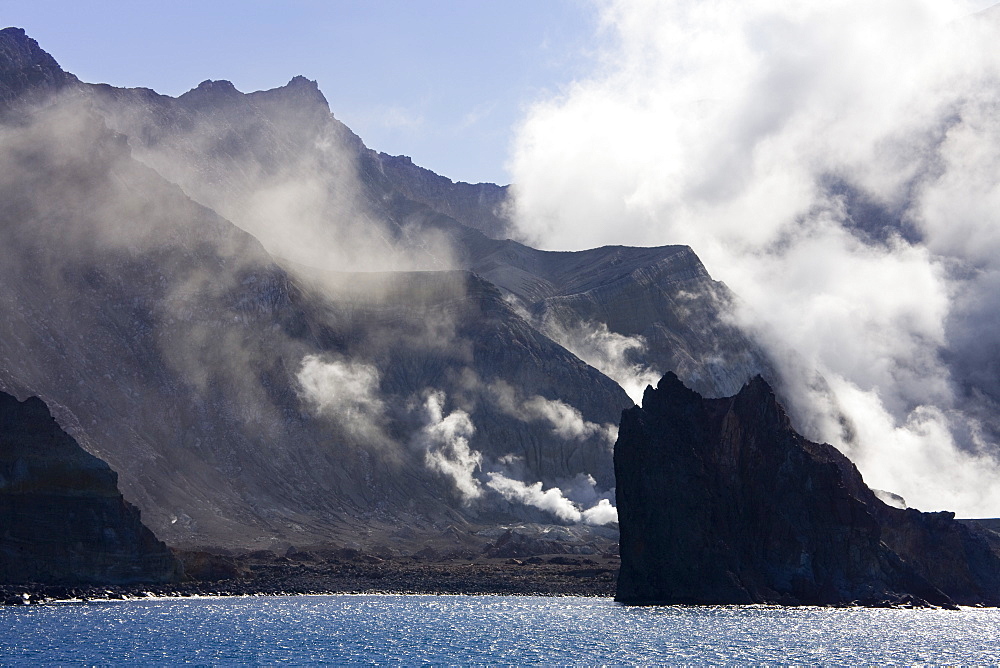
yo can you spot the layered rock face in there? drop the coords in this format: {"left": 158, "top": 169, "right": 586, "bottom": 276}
{"left": 461, "top": 242, "right": 769, "bottom": 399}
{"left": 615, "top": 373, "right": 1000, "bottom": 606}
{"left": 0, "top": 391, "right": 178, "bottom": 585}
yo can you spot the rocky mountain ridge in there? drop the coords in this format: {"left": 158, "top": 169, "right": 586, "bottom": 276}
{"left": 0, "top": 27, "right": 76, "bottom": 110}
{"left": 77, "top": 51, "right": 769, "bottom": 401}
{"left": 0, "top": 26, "right": 639, "bottom": 552}
{"left": 0, "top": 26, "right": 770, "bottom": 559}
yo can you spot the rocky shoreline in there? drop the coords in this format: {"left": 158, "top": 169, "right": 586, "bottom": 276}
{"left": 4, "top": 547, "right": 986, "bottom": 608}
{"left": 1, "top": 552, "right": 620, "bottom": 605}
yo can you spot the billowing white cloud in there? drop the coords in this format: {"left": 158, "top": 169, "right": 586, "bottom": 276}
{"left": 411, "top": 387, "right": 620, "bottom": 520}
{"left": 509, "top": 0, "right": 1000, "bottom": 515}
{"left": 521, "top": 395, "right": 617, "bottom": 443}
{"left": 582, "top": 499, "right": 619, "bottom": 526}
{"left": 539, "top": 317, "right": 660, "bottom": 403}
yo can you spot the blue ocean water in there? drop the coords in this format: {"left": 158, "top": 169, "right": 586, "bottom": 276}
{"left": 1, "top": 594, "right": 998, "bottom": 664}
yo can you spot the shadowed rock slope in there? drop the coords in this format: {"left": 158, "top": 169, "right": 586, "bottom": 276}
{"left": 615, "top": 373, "right": 1000, "bottom": 606}
{"left": 0, "top": 391, "right": 179, "bottom": 585}
{"left": 0, "top": 101, "right": 629, "bottom": 548}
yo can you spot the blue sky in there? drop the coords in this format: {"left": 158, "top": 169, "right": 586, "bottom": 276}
{"left": 1, "top": 0, "right": 603, "bottom": 185}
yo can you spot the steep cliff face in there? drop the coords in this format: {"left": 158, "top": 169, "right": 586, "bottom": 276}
{"left": 0, "top": 391, "right": 178, "bottom": 585}
{"left": 615, "top": 373, "right": 1000, "bottom": 606}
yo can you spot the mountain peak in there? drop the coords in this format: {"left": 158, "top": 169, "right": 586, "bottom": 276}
{"left": 247, "top": 74, "right": 329, "bottom": 111}
{"left": 192, "top": 79, "right": 239, "bottom": 94}
{"left": 0, "top": 26, "right": 27, "bottom": 39}
{"left": 175, "top": 79, "right": 245, "bottom": 111}
{"left": 642, "top": 370, "right": 700, "bottom": 411}
{"left": 0, "top": 27, "right": 77, "bottom": 107}
{"left": 287, "top": 74, "right": 318, "bottom": 89}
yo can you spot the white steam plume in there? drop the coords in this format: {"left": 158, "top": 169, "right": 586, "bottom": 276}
{"left": 486, "top": 472, "right": 618, "bottom": 525}
{"left": 96, "top": 82, "right": 457, "bottom": 280}
{"left": 490, "top": 381, "right": 618, "bottom": 445}
{"left": 509, "top": 0, "right": 1000, "bottom": 516}
{"left": 413, "top": 390, "right": 483, "bottom": 502}
{"left": 539, "top": 317, "right": 660, "bottom": 403}
{"left": 296, "top": 354, "right": 387, "bottom": 443}
{"left": 412, "top": 386, "right": 619, "bottom": 522}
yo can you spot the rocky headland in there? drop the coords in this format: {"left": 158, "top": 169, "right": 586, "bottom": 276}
{"left": 0, "top": 391, "right": 179, "bottom": 588}
{"left": 615, "top": 373, "right": 1000, "bottom": 607}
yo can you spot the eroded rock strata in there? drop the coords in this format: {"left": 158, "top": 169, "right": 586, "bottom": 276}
{"left": 615, "top": 373, "right": 1000, "bottom": 606}
{"left": 0, "top": 390, "right": 179, "bottom": 585}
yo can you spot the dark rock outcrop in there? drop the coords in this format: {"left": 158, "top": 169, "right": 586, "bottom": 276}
{"left": 0, "top": 391, "right": 179, "bottom": 585}
{"left": 615, "top": 373, "right": 1000, "bottom": 606}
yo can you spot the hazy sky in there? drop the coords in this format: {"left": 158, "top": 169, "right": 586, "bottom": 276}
{"left": 1, "top": 0, "right": 602, "bottom": 186}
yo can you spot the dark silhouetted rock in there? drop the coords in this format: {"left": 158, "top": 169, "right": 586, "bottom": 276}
{"left": 615, "top": 373, "right": 1000, "bottom": 606}
{"left": 0, "top": 391, "right": 179, "bottom": 585}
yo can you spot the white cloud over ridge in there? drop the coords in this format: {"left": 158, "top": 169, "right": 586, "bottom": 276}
{"left": 539, "top": 317, "right": 660, "bottom": 404}
{"left": 509, "top": 0, "right": 1000, "bottom": 516}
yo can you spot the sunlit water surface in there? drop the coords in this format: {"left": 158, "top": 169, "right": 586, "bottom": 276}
{"left": 1, "top": 594, "right": 998, "bottom": 664}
